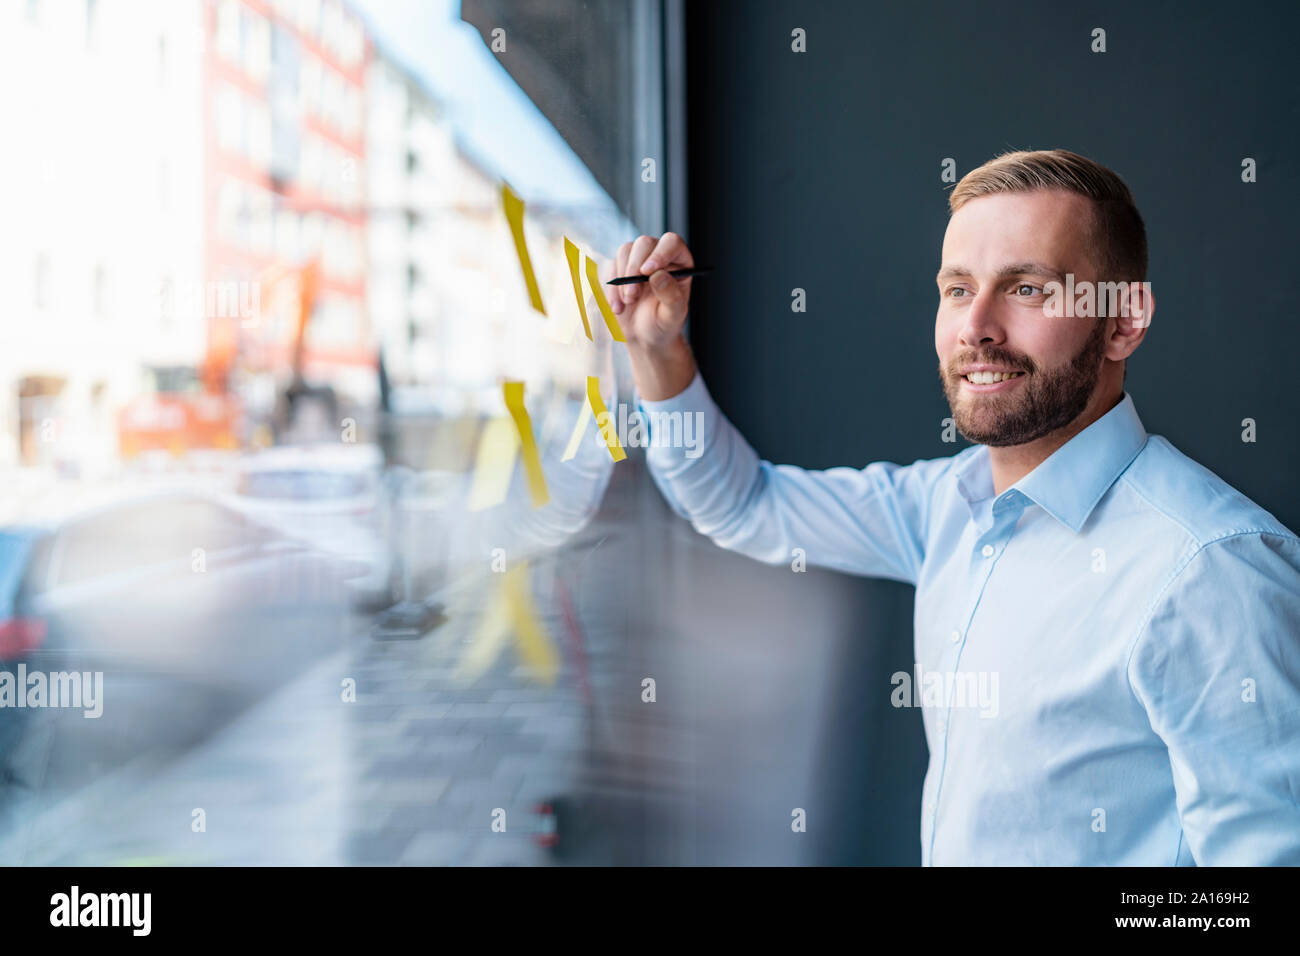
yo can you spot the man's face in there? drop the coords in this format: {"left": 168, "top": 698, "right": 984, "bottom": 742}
{"left": 935, "top": 189, "right": 1109, "bottom": 447}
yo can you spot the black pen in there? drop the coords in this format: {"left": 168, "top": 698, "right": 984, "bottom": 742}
{"left": 606, "top": 267, "right": 712, "bottom": 286}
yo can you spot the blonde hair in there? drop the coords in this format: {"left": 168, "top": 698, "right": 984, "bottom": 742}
{"left": 949, "top": 149, "right": 1148, "bottom": 282}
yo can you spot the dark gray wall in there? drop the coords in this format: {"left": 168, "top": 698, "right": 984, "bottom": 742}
{"left": 681, "top": 0, "right": 1300, "bottom": 863}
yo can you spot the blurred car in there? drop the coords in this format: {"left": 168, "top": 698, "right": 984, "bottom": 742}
{"left": 222, "top": 444, "right": 393, "bottom": 608}
{"left": 0, "top": 490, "right": 357, "bottom": 804}
{"left": 0, "top": 527, "right": 49, "bottom": 661}
{"left": 0, "top": 527, "right": 52, "bottom": 788}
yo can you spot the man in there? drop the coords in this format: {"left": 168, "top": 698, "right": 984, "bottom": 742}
{"left": 606, "top": 148, "right": 1300, "bottom": 865}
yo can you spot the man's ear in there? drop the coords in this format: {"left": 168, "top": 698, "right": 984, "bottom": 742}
{"left": 1107, "top": 281, "right": 1153, "bottom": 361}
{"left": 1129, "top": 281, "right": 1154, "bottom": 330}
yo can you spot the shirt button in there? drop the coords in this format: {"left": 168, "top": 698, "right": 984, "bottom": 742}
{"left": 950, "top": 629, "right": 961, "bottom": 643}
{"left": 936, "top": 718, "right": 946, "bottom": 733}
{"left": 981, "top": 544, "right": 995, "bottom": 557}
{"left": 927, "top": 800, "right": 937, "bottom": 813}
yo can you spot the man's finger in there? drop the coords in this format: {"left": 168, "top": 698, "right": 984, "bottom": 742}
{"left": 605, "top": 252, "right": 625, "bottom": 314}
{"left": 641, "top": 231, "right": 693, "bottom": 275}
{"left": 623, "top": 235, "right": 657, "bottom": 306}
{"left": 649, "top": 268, "right": 685, "bottom": 321}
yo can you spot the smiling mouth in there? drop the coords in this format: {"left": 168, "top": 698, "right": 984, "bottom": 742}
{"left": 962, "top": 370, "right": 1026, "bottom": 385}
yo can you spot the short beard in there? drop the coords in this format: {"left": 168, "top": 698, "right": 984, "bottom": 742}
{"left": 939, "top": 320, "right": 1108, "bottom": 447}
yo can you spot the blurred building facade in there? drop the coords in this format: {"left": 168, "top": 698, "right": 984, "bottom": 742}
{"left": 364, "top": 52, "right": 455, "bottom": 397}
{"left": 204, "top": 0, "right": 373, "bottom": 434}
{"left": 0, "top": 0, "right": 207, "bottom": 473}
{"left": 0, "top": 0, "right": 604, "bottom": 477}
{"left": 365, "top": 45, "right": 597, "bottom": 423}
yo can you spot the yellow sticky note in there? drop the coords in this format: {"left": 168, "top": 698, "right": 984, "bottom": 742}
{"left": 467, "top": 416, "right": 519, "bottom": 512}
{"left": 504, "top": 561, "right": 559, "bottom": 685}
{"left": 564, "top": 237, "right": 593, "bottom": 340}
{"left": 587, "top": 375, "right": 627, "bottom": 462}
{"left": 501, "top": 182, "right": 546, "bottom": 315}
{"left": 584, "top": 255, "right": 626, "bottom": 342}
{"left": 503, "top": 381, "right": 550, "bottom": 507}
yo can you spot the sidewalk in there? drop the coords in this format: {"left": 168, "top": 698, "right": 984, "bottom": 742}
{"left": 0, "top": 576, "right": 592, "bottom": 866}
{"left": 0, "top": 648, "right": 350, "bottom": 866}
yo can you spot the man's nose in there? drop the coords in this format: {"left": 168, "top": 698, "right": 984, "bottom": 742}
{"left": 958, "top": 292, "right": 1007, "bottom": 347}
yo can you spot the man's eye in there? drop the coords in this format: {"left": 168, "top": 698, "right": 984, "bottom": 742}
{"left": 1015, "top": 284, "right": 1040, "bottom": 296}
{"left": 947, "top": 287, "right": 968, "bottom": 298}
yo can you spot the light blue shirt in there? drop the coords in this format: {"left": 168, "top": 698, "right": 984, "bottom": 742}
{"left": 639, "top": 372, "right": 1300, "bottom": 865}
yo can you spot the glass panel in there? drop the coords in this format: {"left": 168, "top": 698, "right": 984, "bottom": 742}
{"left": 0, "top": 0, "right": 670, "bottom": 865}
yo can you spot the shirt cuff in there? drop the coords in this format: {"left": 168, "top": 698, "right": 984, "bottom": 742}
{"left": 634, "top": 371, "right": 720, "bottom": 518}
{"left": 636, "top": 368, "right": 709, "bottom": 414}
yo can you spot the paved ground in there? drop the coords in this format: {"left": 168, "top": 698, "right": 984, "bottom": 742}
{"left": 0, "top": 646, "right": 349, "bottom": 865}
{"left": 0, "top": 571, "right": 606, "bottom": 866}
{"left": 345, "top": 572, "right": 589, "bottom": 867}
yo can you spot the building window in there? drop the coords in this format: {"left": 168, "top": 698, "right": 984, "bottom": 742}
{"left": 275, "top": 208, "right": 300, "bottom": 261}
{"left": 159, "top": 274, "right": 175, "bottom": 331}
{"left": 216, "top": 0, "right": 240, "bottom": 64}
{"left": 300, "top": 135, "right": 323, "bottom": 192}
{"left": 248, "top": 101, "right": 271, "bottom": 168}
{"left": 341, "top": 15, "right": 363, "bottom": 67}
{"left": 245, "top": 16, "right": 271, "bottom": 83}
{"left": 297, "top": 0, "right": 321, "bottom": 41}
{"left": 217, "top": 85, "right": 244, "bottom": 155}
{"left": 217, "top": 182, "right": 243, "bottom": 242}
{"left": 34, "top": 254, "right": 49, "bottom": 310}
{"left": 300, "top": 58, "right": 322, "bottom": 116}
{"left": 249, "top": 190, "right": 273, "bottom": 254}
{"left": 93, "top": 263, "right": 108, "bottom": 317}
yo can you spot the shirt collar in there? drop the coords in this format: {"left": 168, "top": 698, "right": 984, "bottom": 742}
{"left": 954, "top": 391, "right": 1149, "bottom": 534}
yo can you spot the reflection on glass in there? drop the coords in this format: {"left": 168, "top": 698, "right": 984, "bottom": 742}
{"left": 0, "top": 0, "right": 686, "bottom": 867}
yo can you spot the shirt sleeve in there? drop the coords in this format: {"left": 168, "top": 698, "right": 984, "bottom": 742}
{"left": 1128, "top": 531, "right": 1300, "bottom": 865}
{"left": 636, "top": 371, "right": 948, "bottom": 585}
